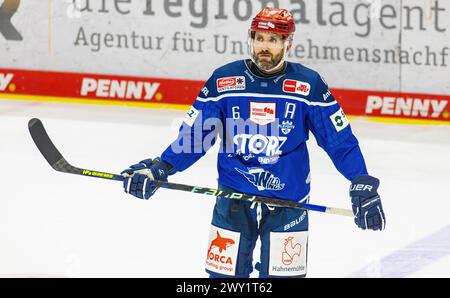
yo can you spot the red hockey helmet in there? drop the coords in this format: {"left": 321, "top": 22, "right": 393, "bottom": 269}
{"left": 250, "top": 7, "right": 295, "bottom": 40}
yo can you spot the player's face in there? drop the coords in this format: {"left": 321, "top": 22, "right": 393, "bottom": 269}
{"left": 252, "top": 31, "right": 286, "bottom": 72}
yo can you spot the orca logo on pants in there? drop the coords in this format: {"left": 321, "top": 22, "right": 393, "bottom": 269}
{"left": 205, "top": 226, "right": 240, "bottom": 276}
{"left": 0, "top": 0, "right": 22, "bottom": 41}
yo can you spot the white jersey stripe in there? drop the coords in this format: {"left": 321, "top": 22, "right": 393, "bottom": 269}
{"left": 196, "top": 93, "right": 337, "bottom": 107}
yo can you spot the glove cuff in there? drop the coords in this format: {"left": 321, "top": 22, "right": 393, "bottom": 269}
{"left": 351, "top": 175, "right": 379, "bottom": 186}
{"left": 150, "top": 157, "right": 171, "bottom": 180}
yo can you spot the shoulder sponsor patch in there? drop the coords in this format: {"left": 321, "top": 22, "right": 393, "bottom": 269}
{"left": 283, "top": 79, "right": 310, "bottom": 96}
{"left": 183, "top": 106, "right": 199, "bottom": 127}
{"left": 330, "top": 108, "right": 349, "bottom": 132}
{"left": 216, "top": 76, "right": 245, "bottom": 93}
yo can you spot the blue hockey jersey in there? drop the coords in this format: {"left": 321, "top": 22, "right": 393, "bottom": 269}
{"left": 161, "top": 60, "right": 368, "bottom": 202}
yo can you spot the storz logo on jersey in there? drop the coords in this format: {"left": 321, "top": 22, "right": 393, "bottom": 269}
{"left": 283, "top": 80, "right": 310, "bottom": 96}
{"left": 235, "top": 168, "right": 285, "bottom": 191}
{"left": 233, "top": 134, "right": 287, "bottom": 157}
{"left": 279, "top": 120, "right": 295, "bottom": 135}
{"left": 250, "top": 102, "right": 276, "bottom": 125}
{"left": 216, "top": 76, "right": 245, "bottom": 93}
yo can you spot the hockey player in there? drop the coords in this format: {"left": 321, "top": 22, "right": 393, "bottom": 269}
{"left": 121, "top": 7, "right": 385, "bottom": 278}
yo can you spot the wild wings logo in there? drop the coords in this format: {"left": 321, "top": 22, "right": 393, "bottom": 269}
{"left": 235, "top": 167, "right": 285, "bottom": 191}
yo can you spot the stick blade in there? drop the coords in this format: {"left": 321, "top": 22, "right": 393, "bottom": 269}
{"left": 28, "top": 118, "right": 64, "bottom": 169}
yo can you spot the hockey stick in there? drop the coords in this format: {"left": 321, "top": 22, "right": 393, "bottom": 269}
{"left": 28, "top": 118, "right": 354, "bottom": 217}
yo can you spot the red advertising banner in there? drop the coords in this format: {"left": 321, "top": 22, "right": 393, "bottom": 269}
{"left": 333, "top": 89, "right": 450, "bottom": 122}
{"left": 0, "top": 68, "right": 448, "bottom": 123}
{"left": 0, "top": 68, "right": 203, "bottom": 107}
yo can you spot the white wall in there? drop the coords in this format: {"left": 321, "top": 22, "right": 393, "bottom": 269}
{"left": 1, "top": 0, "right": 449, "bottom": 94}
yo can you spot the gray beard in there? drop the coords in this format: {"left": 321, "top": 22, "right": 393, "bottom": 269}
{"left": 253, "top": 52, "right": 284, "bottom": 72}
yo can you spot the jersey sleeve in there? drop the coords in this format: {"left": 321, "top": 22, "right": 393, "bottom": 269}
{"left": 306, "top": 75, "right": 368, "bottom": 181}
{"left": 161, "top": 74, "right": 223, "bottom": 174}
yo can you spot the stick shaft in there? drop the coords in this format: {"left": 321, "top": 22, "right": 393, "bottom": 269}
{"left": 28, "top": 118, "right": 354, "bottom": 217}
{"left": 155, "top": 181, "right": 353, "bottom": 216}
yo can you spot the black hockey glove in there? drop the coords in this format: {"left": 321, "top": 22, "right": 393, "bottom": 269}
{"left": 350, "top": 175, "right": 386, "bottom": 231}
{"left": 121, "top": 158, "right": 171, "bottom": 200}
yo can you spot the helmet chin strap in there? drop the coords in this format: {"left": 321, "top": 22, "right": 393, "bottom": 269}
{"left": 248, "top": 39, "right": 290, "bottom": 74}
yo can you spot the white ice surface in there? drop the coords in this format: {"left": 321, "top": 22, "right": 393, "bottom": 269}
{"left": 0, "top": 99, "right": 449, "bottom": 278}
